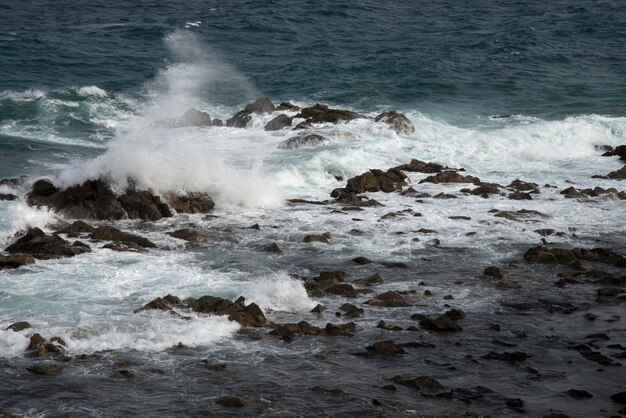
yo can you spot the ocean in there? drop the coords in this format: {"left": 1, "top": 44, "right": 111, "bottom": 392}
{"left": 1, "top": 1, "right": 625, "bottom": 416}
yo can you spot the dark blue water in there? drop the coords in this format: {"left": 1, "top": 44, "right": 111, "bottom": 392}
{"left": 2, "top": 0, "right": 626, "bottom": 117}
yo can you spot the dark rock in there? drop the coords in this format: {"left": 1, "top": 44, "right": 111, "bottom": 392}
{"left": 325, "top": 322, "right": 356, "bottom": 336}
{"left": 443, "top": 294, "right": 454, "bottom": 300}
{"left": 374, "top": 111, "right": 415, "bottom": 135}
{"left": 31, "top": 179, "right": 58, "bottom": 197}
{"left": 352, "top": 256, "right": 372, "bottom": 265}
{"left": 338, "top": 303, "right": 364, "bottom": 318}
{"left": 303, "top": 232, "right": 331, "bottom": 243}
{"left": 419, "top": 171, "right": 480, "bottom": 185}
{"left": 366, "top": 291, "right": 412, "bottom": 307}
{"left": 524, "top": 246, "right": 558, "bottom": 263}
{"left": 483, "top": 351, "right": 531, "bottom": 363}
{"left": 278, "top": 133, "right": 329, "bottom": 149}
{"left": 326, "top": 283, "right": 358, "bottom": 298}
{"left": 26, "top": 364, "right": 62, "bottom": 375}
{"left": 583, "top": 312, "right": 598, "bottom": 321}
{"left": 445, "top": 309, "right": 465, "bottom": 320}
{"left": 611, "top": 391, "right": 626, "bottom": 404}
{"left": 5, "top": 322, "right": 31, "bottom": 332}
{"left": 354, "top": 273, "right": 383, "bottom": 286}
{"left": 265, "top": 114, "right": 292, "bottom": 131}
{"left": 310, "top": 304, "right": 325, "bottom": 313}
{"left": 565, "top": 389, "right": 593, "bottom": 399}
{"left": 263, "top": 242, "right": 281, "bottom": 253}
{"left": 216, "top": 396, "right": 249, "bottom": 407}
{"left": 212, "top": 118, "right": 223, "bottom": 127}
{"left": 377, "top": 320, "right": 402, "bottom": 331}
{"left": 57, "top": 220, "right": 96, "bottom": 237}
{"left": 464, "top": 183, "right": 501, "bottom": 197}
{"left": 226, "top": 111, "right": 252, "bottom": 128}
{"left": 167, "top": 228, "right": 203, "bottom": 243}
{"left": 134, "top": 294, "right": 184, "bottom": 313}
{"left": 118, "top": 190, "right": 172, "bottom": 221}
{"left": 505, "top": 398, "right": 525, "bottom": 413}
{"left": 165, "top": 192, "right": 214, "bottom": 214}
{"left": 608, "top": 165, "right": 626, "bottom": 180}
{"left": 0, "top": 253, "right": 36, "bottom": 269}
{"left": 483, "top": 266, "right": 503, "bottom": 280}
{"left": 508, "top": 179, "right": 539, "bottom": 192}
{"left": 365, "top": 340, "right": 406, "bottom": 356}
{"left": 391, "top": 375, "right": 446, "bottom": 396}
{"left": 177, "top": 108, "right": 212, "bottom": 126}
{"left": 276, "top": 102, "right": 300, "bottom": 111}
{"left": 0, "top": 193, "right": 17, "bottom": 201}
{"left": 269, "top": 321, "right": 324, "bottom": 339}
{"left": 245, "top": 97, "right": 275, "bottom": 114}
{"left": 343, "top": 168, "right": 407, "bottom": 195}
{"left": 296, "top": 103, "right": 363, "bottom": 124}
{"left": 509, "top": 192, "right": 533, "bottom": 200}
{"left": 5, "top": 228, "right": 85, "bottom": 259}
{"left": 394, "top": 159, "right": 443, "bottom": 173}
{"left": 415, "top": 314, "right": 462, "bottom": 332}
{"left": 91, "top": 226, "right": 156, "bottom": 248}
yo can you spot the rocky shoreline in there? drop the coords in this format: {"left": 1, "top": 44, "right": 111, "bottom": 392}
{"left": 1, "top": 98, "right": 626, "bottom": 417}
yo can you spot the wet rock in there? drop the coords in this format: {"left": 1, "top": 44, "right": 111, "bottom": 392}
{"left": 419, "top": 171, "right": 480, "bottom": 185}
{"left": 177, "top": 108, "right": 212, "bottom": 126}
{"left": 263, "top": 242, "right": 281, "bottom": 253}
{"left": 134, "top": 294, "right": 184, "bottom": 313}
{"left": 0, "top": 253, "right": 36, "bottom": 270}
{"left": 365, "top": 340, "right": 406, "bottom": 356}
{"left": 354, "top": 273, "right": 383, "bottom": 286}
{"left": 572, "top": 247, "right": 626, "bottom": 267}
{"left": 26, "top": 364, "right": 62, "bottom": 376}
{"left": 226, "top": 111, "right": 252, "bottom": 128}
{"left": 57, "top": 220, "right": 96, "bottom": 237}
{"left": 445, "top": 309, "right": 465, "bottom": 320}
{"left": 374, "top": 111, "right": 415, "bottom": 135}
{"left": 325, "top": 322, "right": 356, "bottom": 336}
{"left": 338, "top": 303, "right": 364, "bottom": 318}
{"left": 31, "top": 179, "right": 58, "bottom": 196}
{"left": 303, "top": 232, "right": 331, "bottom": 243}
{"left": 269, "top": 321, "right": 324, "bottom": 339}
{"left": 483, "top": 266, "right": 503, "bottom": 280}
{"left": 343, "top": 168, "right": 407, "bottom": 195}
{"left": 310, "top": 304, "right": 325, "bottom": 313}
{"left": 326, "top": 283, "right": 359, "bottom": 298}
{"left": 276, "top": 102, "right": 300, "bottom": 111}
{"left": 449, "top": 215, "right": 471, "bottom": 220}
{"left": 492, "top": 208, "right": 546, "bottom": 221}
{"left": 118, "top": 190, "right": 172, "bottom": 221}
{"left": 607, "top": 165, "right": 626, "bottom": 180}
{"left": 583, "top": 312, "right": 598, "bottom": 321}
{"left": 5, "top": 228, "right": 89, "bottom": 259}
{"left": 414, "top": 314, "right": 462, "bottom": 332}
{"left": 296, "top": 103, "right": 363, "bottom": 124}
{"left": 377, "top": 320, "right": 403, "bottom": 331}
{"left": 212, "top": 118, "right": 223, "bottom": 127}
{"left": 216, "top": 396, "right": 249, "bottom": 408}
{"left": 264, "top": 114, "right": 292, "bottom": 131}
{"left": 5, "top": 322, "right": 31, "bottom": 332}
{"left": 116, "top": 369, "right": 135, "bottom": 379}
{"left": 524, "top": 246, "right": 559, "bottom": 263}
{"left": 0, "top": 193, "right": 17, "bottom": 201}
{"left": 165, "top": 192, "right": 214, "bottom": 214}
{"left": 565, "top": 389, "right": 593, "bottom": 399}
{"left": 508, "top": 179, "right": 539, "bottom": 193}
{"left": 462, "top": 183, "right": 502, "bottom": 197}
{"left": 394, "top": 159, "right": 443, "bottom": 173}
{"left": 482, "top": 351, "right": 531, "bottom": 363}
{"left": 366, "top": 291, "right": 412, "bottom": 307}
{"left": 277, "top": 133, "right": 329, "bottom": 149}
{"left": 433, "top": 192, "right": 457, "bottom": 199}
{"left": 391, "top": 375, "right": 447, "bottom": 396}
{"left": 91, "top": 226, "right": 156, "bottom": 248}
{"left": 505, "top": 398, "right": 525, "bottom": 413}
{"left": 509, "top": 192, "right": 533, "bottom": 200}
{"left": 167, "top": 228, "right": 203, "bottom": 243}
{"left": 443, "top": 294, "right": 454, "bottom": 300}
{"left": 352, "top": 256, "right": 372, "bottom": 265}
{"left": 245, "top": 97, "right": 275, "bottom": 114}
{"left": 611, "top": 391, "right": 626, "bottom": 404}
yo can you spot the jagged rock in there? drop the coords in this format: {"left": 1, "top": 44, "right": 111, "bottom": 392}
{"left": 394, "top": 159, "right": 444, "bottom": 173}
{"left": 263, "top": 242, "right": 281, "bottom": 253}
{"left": 264, "top": 114, "right": 292, "bottom": 131}
{"left": 483, "top": 266, "right": 503, "bottom": 279}
{"left": 303, "top": 232, "right": 331, "bottom": 243}
{"left": 523, "top": 247, "right": 559, "bottom": 263}
{"left": 341, "top": 168, "right": 407, "bottom": 195}
{"left": 572, "top": 247, "right": 626, "bottom": 266}
{"left": 366, "top": 291, "right": 412, "bottom": 307}
{"left": 226, "top": 111, "right": 252, "bottom": 128}
{"left": 276, "top": 102, "right": 300, "bottom": 111}
{"left": 245, "top": 97, "right": 275, "bottom": 114}
{"left": 212, "top": 118, "right": 223, "bottom": 127}
{"left": 419, "top": 171, "right": 480, "bottom": 185}
{"left": 0, "top": 253, "right": 36, "bottom": 269}
{"left": 491, "top": 208, "right": 547, "bottom": 221}
{"left": 311, "top": 304, "right": 325, "bottom": 313}
{"left": 608, "top": 165, "right": 626, "bottom": 180}
{"left": 462, "top": 183, "right": 502, "bottom": 197}
{"left": 507, "top": 179, "right": 540, "bottom": 192}
{"left": 611, "top": 391, "right": 626, "bottom": 404}
{"left": 338, "top": 303, "right": 364, "bottom": 318}
{"left": 508, "top": 192, "right": 533, "bottom": 200}
{"left": 134, "top": 294, "right": 184, "bottom": 313}
{"left": 325, "top": 322, "right": 356, "bottom": 336}
{"left": 277, "top": 133, "right": 329, "bottom": 149}
{"left": 0, "top": 193, "right": 17, "bottom": 201}
{"left": 565, "top": 389, "right": 593, "bottom": 399}
{"left": 354, "top": 273, "right": 383, "bottom": 286}
{"left": 326, "top": 283, "right": 359, "bottom": 298}
{"left": 167, "top": 228, "right": 203, "bottom": 243}
{"left": 5, "top": 228, "right": 90, "bottom": 259}
{"left": 352, "top": 256, "right": 372, "bottom": 265}
{"left": 295, "top": 104, "right": 363, "bottom": 124}
{"left": 377, "top": 320, "right": 403, "bottom": 331}
{"left": 56, "top": 220, "right": 95, "bottom": 237}
{"left": 374, "top": 111, "right": 415, "bottom": 135}
{"left": 91, "top": 226, "right": 156, "bottom": 248}
{"left": 165, "top": 192, "right": 214, "bottom": 214}
{"left": 5, "top": 321, "right": 31, "bottom": 332}
{"left": 118, "top": 190, "right": 172, "bottom": 221}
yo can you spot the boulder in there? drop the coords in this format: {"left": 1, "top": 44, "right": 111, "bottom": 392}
{"left": 177, "top": 108, "right": 212, "bottom": 126}
{"left": 338, "top": 303, "right": 364, "bottom": 318}
{"left": 365, "top": 340, "right": 406, "bottom": 356}
{"left": 419, "top": 171, "right": 481, "bottom": 185}
{"left": 276, "top": 102, "right": 300, "bottom": 111}
{"left": 374, "top": 111, "right": 415, "bottom": 135}
{"left": 394, "top": 159, "right": 444, "bottom": 173}
{"left": 5, "top": 321, "right": 31, "bottom": 332}
{"left": 56, "top": 220, "right": 95, "bottom": 237}
{"left": 5, "top": 228, "right": 90, "bottom": 259}
{"left": 303, "top": 232, "right": 331, "bottom": 243}
{"left": 167, "top": 228, "right": 203, "bottom": 243}
{"left": 354, "top": 273, "right": 384, "bottom": 286}
{"left": 483, "top": 266, "right": 503, "bottom": 279}
{"left": 244, "top": 97, "right": 275, "bottom": 114}
{"left": 344, "top": 169, "right": 407, "bottom": 195}
{"left": 365, "top": 291, "right": 412, "bottom": 307}
{"left": 608, "top": 165, "right": 626, "bottom": 180}
{"left": 391, "top": 375, "right": 446, "bottom": 397}
{"left": 91, "top": 226, "right": 156, "bottom": 248}
{"left": 325, "top": 322, "right": 356, "bottom": 336}
{"left": 26, "top": 364, "right": 62, "bottom": 376}
{"left": 507, "top": 179, "right": 539, "bottom": 193}
{"left": 414, "top": 314, "right": 462, "bottom": 332}
{"left": 264, "top": 114, "right": 292, "bottom": 131}
{"left": 277, "top": 134, "right": 329, "bottom": 149}
{"left": 0, "top": 193, "right": 17, "bottom": 201}
{"left": 216, "top": 396, "right": 249, "bottom": 407}
{"left": 226, "top": 111, "right": 252, "bottom": 128}
{"left": 0, "top": 253, "right": 36, "bottom": 269}
{"left": 165, "top": 192, "right": 214, "bottom": 214}
{"left": 295, "top": 104, "right": 363, "bottom": 124}
{"left": 269, "top": 321, "right": 324, "bottom": 339}
{"left": 603, "top": 145, "right": 626, "bottom": 161}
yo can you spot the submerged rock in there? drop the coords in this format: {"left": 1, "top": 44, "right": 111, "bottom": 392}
{"left": 374, "top": 111, "right": 415, "bottom": 135}
{"left": 264, "top": 114, "right": 292, "bottom": 131}
{"left": 364, "top": 340, "right": 406, "bottom": 356}
{"left": 0, "top": 253, "right": 36, "bottom": 269}
{"left": 26, "top": 364, "right": 62, "bottom": 376}
{"left": 391, "top": 375, "right": 447, "bottom": 397}
{"left": 277, "top": 134, "right": 329, "bottom": 149}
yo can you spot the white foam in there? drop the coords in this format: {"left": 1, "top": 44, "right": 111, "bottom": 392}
{"left": 241, "top": 274, "right": 318, "bottom": 312}
{"left": 0, "top": 201, "right": 58, "bottom": 248}
{"left": 77, "top": 85, "right": 108, "bottom": 98}
{"left": 0, "top": 88, "right": 47, "bottom": 101}
{"left": 0, "top": 330, "right": 30, "bottom": 357}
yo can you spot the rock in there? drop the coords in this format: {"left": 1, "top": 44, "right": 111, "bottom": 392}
{"left": 505, "top": 398, "right": 525, "bottom": 413}
{"left": 326, "top": 283, "right": 359, "bottom": 298}
{"left": 118, "top": 190, "right": 172, "bottom": 221}
{"left": 343, "top": 168, "right": 407, "bottom": 195}
{"left": 167, "top": 228, "right": 203, "bottom": 243}
{"left": 26, "top": 364, "right": 62, "bottom": 375}
{"left": 226, "top": 111, "right": 252, "bottom": 128}
{"left": 0, "top": 193, "right": 18, "bottom": 201}
{"left": 352, "top": 256, "right": 372, "bottom": 265}
{"left": 57, "top": 220, "right": 95, "bottom": 237}
{"left": 134, "top": 294, "right": 184, "bottom": 313}
{"left": 374, "top": 111, "right": 415, "bottom": 135}
{"left": 264, "top": 114, "right": 292, "bottom": 131}
{"left": 391, "top": 375, "right": 446, "bottom": 396}
{"left": 583, "top": 312, "right": 598, "bottom": 321}
{"left": 303, "top": 232, "right": 331, "bottom": 243}
{"left": 565, "top": 389, "right": 593, "bottom": 399}
{"left": 492, "top": 208, "right": 547, "bottom": 221}
{"left": 365, "top": 340, "right": 406, "bottom": 356}
{"left": 91, "top": 226, "right": 156, "bottom": 248}
{"left": 31, "top": 179, "right": 58, "bottom": 196}
{"left": 212, "top": 118, "right": 223, "bottom": 127}
{"left": 377, "top": 320, "right": 402, "bottom": 331}
{"left": 354, "top": 273, "right": 383, "bottom": 286}
{"left": 608, "top": 165, "right": 626, "bottom": 180}
{"left": 483, "top": 266, "right": 503, "bottom": 280}
{"left": 523, "top": 246, "right": 558, "bottom": 263}
{"left": 277, "top": 134, "right": 329, "bottom": 149}
{"left": 295, "top": 103, "right": 363, "bottom": 124}
{"left": 419, "top": 171, "right": 480, "bottom": 185}
{"left": 216, "top": 396, "right": 249, "bottom": 407}
{"left": 324, "top": 322, "right": 356, "bottom": 336}
{"left": 509, "top": 192, "right": 533, "bottom": 200}
{"left": 311, "top": 304, "right": 325, "bottom": 313}
{"left": 269, "top": 321, "right": 324, "bottom": 339}
{"left": 178, "top": 108, "right": 212, "bottom": 126}
{"left": 5, "top": 321, "right": 31, "bottom": 332}
{"left": 366, "top": 291, "right": 412, "bottom": 307}
{"left": 414, "top": 314, "right": 462, "bottom": 332}
{"left": 482, "top": 351, "right": 531, "bottom": 363}
{"left": 394, "top": 159, "right": 443, "bottom": 173}
{"left": 0, "top": 253, "right": 36, "bottom": 269}
{"left": 611, "top": 391, "right": 626, "bottom": 404}
{"left": 445, "top": 309, "right": 465, "bottom": 320}
{"left": 338, "top": 303, "right": 364, "bottom": 318}
{"left": 443, "top": 294, "right": 454, "bottom": 300}
{"left": 5, "top": 228, "right": 88, "bottom": 259}
{"left": 276, "top": 102, "right": 300, "bottom": 111}
{"left": 263, "top": 242, "right": 281, "bottom": 253}
{"left": 245, "top": 97, "right": 275, "bottom": 114}
{"left": 507, "top": 179, "right": 539, "bottom": 192}
{"left": 571, "top": 247, "right": 626, "bottom": 267}
{"left": 165, "top": 192, "right": 214, "bottom": 214}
